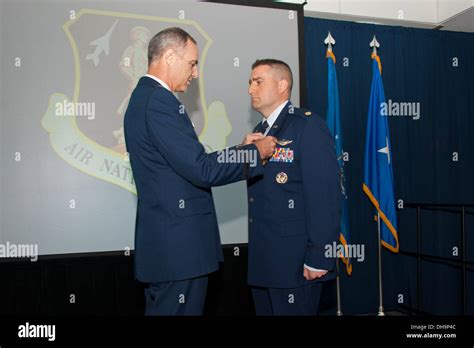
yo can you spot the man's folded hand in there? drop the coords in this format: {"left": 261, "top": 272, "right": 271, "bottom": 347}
{"left": 303, "top": 267, "right": 328, "bottom": 280}
{"left": 254, "top": 136, "right": 277, "bottom": 160}
{"left": 242, "top": 132, "right": 264, "bottom": 145}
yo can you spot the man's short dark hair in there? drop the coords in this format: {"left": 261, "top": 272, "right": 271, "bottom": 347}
{"left": 251, "top": 59, "right": 293, "bottom": 94}
{"left": 148, "top": 27, "right": 197, "bottom": 65}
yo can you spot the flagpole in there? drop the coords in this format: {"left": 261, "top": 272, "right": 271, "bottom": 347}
{"left": 377, "top": 211, "right": 385, "bottom": 316}
{"left": 325, "top": 31, "right": 344, "bottom": 316}
{"left": 336, "top": 260, "right": 343, "bottom": 316}
{"left": 370, "top": 35, "right": 385, "bottom": 316}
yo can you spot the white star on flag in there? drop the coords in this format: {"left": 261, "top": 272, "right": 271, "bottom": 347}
{"left": 377, "top": 136, "right": 390, "bottom": 164}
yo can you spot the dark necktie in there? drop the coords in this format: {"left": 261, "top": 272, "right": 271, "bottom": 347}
{"left": 257, "top": 120, "right": 269, "bottom": 134}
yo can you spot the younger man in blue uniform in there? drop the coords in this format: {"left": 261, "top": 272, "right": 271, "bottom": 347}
{"left": 247, "top": 59, "right": 341, "bottom": 315}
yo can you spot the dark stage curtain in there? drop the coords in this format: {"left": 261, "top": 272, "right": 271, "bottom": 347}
{"left": 304, "top": 17, "right": 474, "bottom": 315}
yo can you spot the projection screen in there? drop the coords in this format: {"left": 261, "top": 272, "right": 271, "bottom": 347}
{"left": 0, "top": 0, "right": 302, "bottom": 255}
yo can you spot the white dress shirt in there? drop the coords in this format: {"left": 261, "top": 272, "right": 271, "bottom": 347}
{"left": 145, "top": 74, "right": 171, "bottom": 92}
{"left": 261, "top": 100, "right": 289, "bottom": 135}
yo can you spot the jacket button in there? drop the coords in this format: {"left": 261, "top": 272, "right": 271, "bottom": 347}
{"left": 249, "top": 197, "right": 254, "bottom": 203}
{"left": 249, "top": 218, "right": 253, "bottom": 223}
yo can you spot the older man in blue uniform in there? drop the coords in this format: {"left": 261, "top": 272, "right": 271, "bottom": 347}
{"left": 124, "top": 28, "right": 277, "bottom": 315}
{"left": 247, "top": 59, "right": 341, "bottom": 315}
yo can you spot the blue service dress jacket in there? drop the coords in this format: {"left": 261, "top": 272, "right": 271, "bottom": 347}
{"left": 124, "top": 76, "right": 263, "bottom": 283}
{"left": 247, "top": 102, "right": 341, "bottom": 289}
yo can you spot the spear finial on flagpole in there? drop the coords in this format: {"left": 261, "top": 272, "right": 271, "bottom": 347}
{"left": 324, "top": 31, "right": 335, "bottom": 52}
{"left": 370, "top": 35, "right": 380, "bottom": 55}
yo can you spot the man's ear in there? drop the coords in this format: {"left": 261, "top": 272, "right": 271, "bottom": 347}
{"left": 278, "top": 79, "right": 289, "bottom": 95}
{"left": 164, "top": 48, "right": 176, "bottom": 65}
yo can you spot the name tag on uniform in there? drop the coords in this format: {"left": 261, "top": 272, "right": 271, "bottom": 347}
{"left": 269, "top": 147, "right": 294, "bottom": 163}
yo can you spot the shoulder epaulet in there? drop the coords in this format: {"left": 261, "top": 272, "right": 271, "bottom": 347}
{"left": 289, "top": 106, "right": 313, "bottom": 119}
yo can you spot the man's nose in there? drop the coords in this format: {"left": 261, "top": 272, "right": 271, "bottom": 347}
{"left": 192, "top": 66, "right": 198, "bottom": 79}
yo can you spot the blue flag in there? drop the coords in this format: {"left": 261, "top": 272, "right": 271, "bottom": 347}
{"left": 326, "top": 50, "right": 352, "bottom": 275}
{"left": 363, "top": 53, "right": 399, "bottom": 252}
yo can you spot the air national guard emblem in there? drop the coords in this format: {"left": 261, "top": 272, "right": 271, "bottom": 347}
{"left": 275, "top": 172, "right": 288, "bottom": 184}
{"left": 41, "top": 9, "right": 229, "bottom": 195}
{"left": 269, "top": 147, "right": 294, "bottom": 163}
